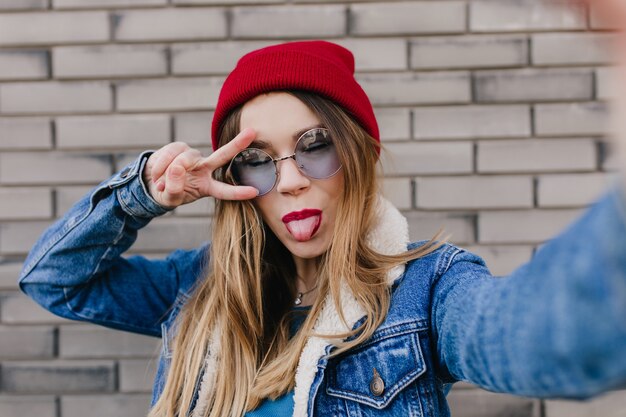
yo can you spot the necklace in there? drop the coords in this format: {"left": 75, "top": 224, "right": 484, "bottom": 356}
{"left": 294, "top": 284, "right": 318, "bottom": 306}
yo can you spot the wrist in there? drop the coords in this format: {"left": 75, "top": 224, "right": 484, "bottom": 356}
{"left": 110, "top": 151, "right": 173, "bottom": 218}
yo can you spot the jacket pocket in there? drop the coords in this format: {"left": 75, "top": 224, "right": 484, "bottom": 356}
{"left": 326, "top": 324, "right": 427, "bottom": 410}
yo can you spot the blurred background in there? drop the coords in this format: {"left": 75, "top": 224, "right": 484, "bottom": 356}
{"left": 0, "top": 0, "right": 624, "bottom": 416}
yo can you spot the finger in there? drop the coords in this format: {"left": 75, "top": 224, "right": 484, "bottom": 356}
{"left": 210, "top": 181, "right": 259, "bottom": 201}
{"left": 202, "top": 128, "right": 257, "bottom": 170}
{"left": 163, "top": 163, "right": 186, "bottom": 202}
{"left": 150, "top": 142, "right": 191, "bottom": 182}
{"left": 168, "top": 148, "right": 204, "bottom": 172}
{"left": 159, "top": 149, "right": 203, "bottom": 202}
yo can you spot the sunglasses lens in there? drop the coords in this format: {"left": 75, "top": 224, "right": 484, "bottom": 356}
{"left": 229, "top": 149, "right": 276, "bottom": 195}
{"left": 295, "top": 129, "right": 341, "bottom": 179}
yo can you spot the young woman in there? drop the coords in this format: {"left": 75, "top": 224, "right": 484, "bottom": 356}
{"left": 18, "top": 9, "right": 626, "bottom": 417}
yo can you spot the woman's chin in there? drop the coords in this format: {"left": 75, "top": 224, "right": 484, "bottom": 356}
{"left": 281, "top": 236, "right": 329, "bottom": 260}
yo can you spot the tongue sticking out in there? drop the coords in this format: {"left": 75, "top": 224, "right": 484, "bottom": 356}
{"left": 285, "top": 215, "right": 321, "bottom": 242}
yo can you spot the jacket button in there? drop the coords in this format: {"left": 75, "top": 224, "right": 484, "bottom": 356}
{"left": 369, "top": 368, "right": 384, "bottom": 397}
{"left": 120, "top": 167, "right": 131, "bottom": 178}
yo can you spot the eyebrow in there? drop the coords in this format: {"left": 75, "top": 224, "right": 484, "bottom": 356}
{"left": 249, "top": 123, "right": 325, "bottom": 150}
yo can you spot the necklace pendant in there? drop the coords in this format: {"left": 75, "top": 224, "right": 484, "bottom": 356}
{"left": 294, "top": 293, "right": 303, "bottom": 306}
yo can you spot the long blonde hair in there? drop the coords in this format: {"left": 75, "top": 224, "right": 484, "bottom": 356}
{"left": 148, "top": 91, "right": 445, "bottom": 417}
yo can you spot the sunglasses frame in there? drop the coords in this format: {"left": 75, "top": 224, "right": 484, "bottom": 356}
{"left": 227, "top": 127, "right": 342, "bottom": 196}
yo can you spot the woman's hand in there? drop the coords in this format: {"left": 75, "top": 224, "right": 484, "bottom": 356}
{"left": 142, "top": 128, "right": 259, "bottom": 209}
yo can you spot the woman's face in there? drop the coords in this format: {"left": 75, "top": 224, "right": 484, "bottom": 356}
{"left": 239, "top": 92, "right": 344, "bottom": 261}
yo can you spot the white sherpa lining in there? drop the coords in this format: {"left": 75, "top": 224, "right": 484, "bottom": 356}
{"left": 191, "top": 196, "right": 409, "bottom": 417}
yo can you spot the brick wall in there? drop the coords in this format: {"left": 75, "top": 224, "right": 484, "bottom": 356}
{"left": 1, "top": 0, "right": 625, "bottom": 416}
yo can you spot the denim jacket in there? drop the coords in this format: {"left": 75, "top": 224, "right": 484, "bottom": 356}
{"left": 19, "top": 152, "right": 626, "bottom": 417}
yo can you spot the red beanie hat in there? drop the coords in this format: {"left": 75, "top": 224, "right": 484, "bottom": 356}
{"left": 211, "top": 40, "right": 379, "bottom": 151}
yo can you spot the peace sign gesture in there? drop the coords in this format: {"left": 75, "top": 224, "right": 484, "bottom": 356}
{"left": 142, "top": 128, "right": 259, "bottom": 209}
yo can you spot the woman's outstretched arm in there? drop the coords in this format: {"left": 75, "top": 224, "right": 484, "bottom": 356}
{"left": 433, "top": 0, "right": 626, "bottom": 398}
{"left": 433, "top": 185, "right": 626, "bottom": 398}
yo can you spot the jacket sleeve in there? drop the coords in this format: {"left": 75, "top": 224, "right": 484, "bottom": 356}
{"left": 432, "top": 183, "right": 626, "bottom": 399}
{"left": 18, "top": 151, "right": 210, "bottom": 338}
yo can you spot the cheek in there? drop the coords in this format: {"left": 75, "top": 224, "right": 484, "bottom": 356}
{"left": 253, "top": 197, "right": 282, "bottom": 234}
{"left": 328, "top": 173, "right": 345, "bottom": 203}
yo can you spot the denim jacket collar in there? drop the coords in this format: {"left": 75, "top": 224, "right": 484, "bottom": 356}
{"left": 191, "top": 196, "right": 410, "bottom": 417}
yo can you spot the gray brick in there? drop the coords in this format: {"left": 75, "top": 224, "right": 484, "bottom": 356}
{"left": 0, "top": 221, "right": 52, "bottom": 255}
{"left": 0, "top": 325, "right": 55, "bottom": 359}
{"left": 55, "top": 0, "right": 165, "bottom": 7}
{"left": 119, "top": 359, "right": 157, "bottom": 393}
{"left": 54, "top": 45, "right": 168, "bottom": 79}
{"left": 532, "top": 33, "right": 613, "bottom": 66}
{"left": 415, "top": 176, "right": 533, "bottom": 210}
{"left": 0, "top": 118, "right": 52, "bottom": 150}
{"left": 537, "top": 173, "right": 611, "bottom": 208}
{"left": 0, "top": 187, "right": 52, "bottom": 220}
{"left": 0, "top": 152, "right": 111, "bottom": 185}
{"left": 174, "top": 112, "right": 214, "bottom": 146}
{"left": 62, "top": 394, "right": 152, "bottom": 417}
{"left": 375, "top": 108, "right": 411, "bottom": 142}
{"left": 414, "top": 105, "right": 530, "bottom": 140}
{"left": 0, "top": 11, "right": 108, "bottom": 46}
{"left": 116, "top": 77, "right": 223, "bottom": 112}
{"left": 115, "top": 151, "right": 170, "bottom": 173}
{"left": 113, "top": 8, "right": 227, "bottom": 42}
{"left": 0, "top": 262, "right": 21, "bottom": 290}
{"left": 172, "top": 41, "right": 273, "bottom": 75}
{"left": 545, "top": 390, "right": 626, "bottom": 417}
{"left": 175, "top": 197, "right": 215, "bottom": 216}
{"left": 0, "top": 81, "right": 112, "bottom": 114}
{"left": 477, "top": 138, "right": 597, "bottom": 174}
{"left": 133, "top": 217, "right": 211, "bottom": 251}
{"left": 0, "top": 395, "right": 56, "bottom": 417}
{"left": 232, "top": 5, "right": 346, "bottom": 39}
{"left": 535, "top": 102, "right": 609, "bottom": 137}
{"left": 448, "top": 388, "right": 539, "bottom": 417}
{"left": 55, "top": 186, "right": 93, "bottom": 215}
{"left": 358, "top": 72, "right": 470, "bottom": 106}
{"left": 60, "top": 325, "right": 159, "bottom": 358}
{"left": 2, "top": 360, "right": 115, "bottom": 393}
{"left": 334, "top": 39, "right": 407, "bottom": 71}
{"left": 1, "top": 291, "right": 67, "bottom": 323}
{"left": 602, "top": 146, "right": 620, "bottom": 172}
{"left": 381, "top": 142, "right": 473, "bottom": 175}
{"left": 57, "top": 114, "right": 170, "bottom": 149}
{"left": 0, "top": 50, "right": 49, "bottom": 80}
{"left": 405, "top": 211, "right": 475, "bottom": 245}
{"left": 464, "top": 245, "right": 534, "bottom": 277}
{"left": 0, "top": 0, "right": 48, "bottom": 9}
{"left": 600, "top": 146, "right": 622, "bottom": 175}
{"left": 451, "top": 381, "right": 479, "bottom": 390}
{"left": 410, "top": 35, "right": 528, "bottom": 70}
{"left": 381, "top": 177, "right": 412, "bottom": 210}
{"left": 470, "top": 0, "right": 586, "bottom": 32}
{"left": 474, "top": 68, "right": 593, "bottom": 103}
{"left": 479, "top": 208, "right": 582, "bottom": 244}
{"left": 350, "top": 1, "right": 465, "bottom": 36}
{"left": 596, "top": 67, "right": 615, "bottom": 101}
{"left": 174, "top": 0, "right": 275, "bottom": 3}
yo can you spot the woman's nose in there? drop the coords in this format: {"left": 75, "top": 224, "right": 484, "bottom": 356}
{"left": 275, "top": 157, "right": 310, "bottom": 194}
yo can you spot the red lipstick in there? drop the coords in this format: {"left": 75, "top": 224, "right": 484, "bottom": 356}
{"left": 282, "top": 209, "right": 322, "bottom": 223}
{"left": 281, "top": 209, "right": 322, "bottom": 242}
